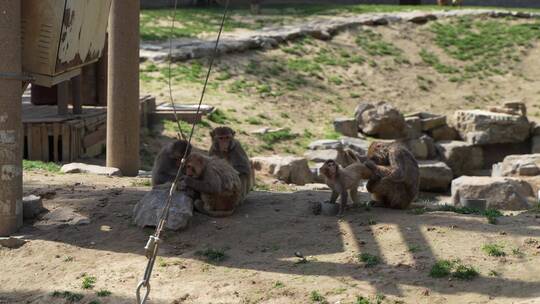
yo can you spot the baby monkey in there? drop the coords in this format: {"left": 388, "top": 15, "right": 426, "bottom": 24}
{"left": 319, "top": 159, "right": 372, "bottom": 216}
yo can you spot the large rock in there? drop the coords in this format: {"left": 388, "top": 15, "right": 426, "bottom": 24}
{"left": 532, "top": 136, "right": 540, "bottom": 154}
{"left": 0, "top": 237, "right": 27, "bottom": 249}
{"left": 308, "top": 137, "right": 369, "bottom": 155}
{"left": 429, "top": 125, "right": 459, "bottom": 141}
{"left": 418, "top": 161, "right": 453, "bottom": 192}
{"left": 492, "top": 154, "right": 540, "bottom": 177}
{"left": 23, "top": 195, "right": 46, "bottom": 219}
{"left": 405, "top": 135, "right": 437, "bottom": 160}
{"left": 133, "top": 186, "right": 193, "bottom": 231}
{"left": 451, "top": 176, "right": 536, "bottom": 210}
{"left": 405, "top": 116, "right": 422, "bottom": 139}
{"left": 451, "top": 110, "right": 530, "bottom": 145}
{"left": 304, "top": 149, "right": 338, "bottom": 163}
{"left": 251, "top": 155, "right": 313, "bottom": 185}
{"left": 333, "top": 117, "right": 358, "bottom": 138}
{"left": 40, "top": 208, "right": 91, "bottom": 226}
{"left": 436, "top": 141, "right": 483, "bottom": 177}
{"left": 421, "top": 115, "right": 447, "bottom": 131}
{"left": 355, "top": 102, "right": 407, "bottom": 139}
{"left": 61, "top": 163, "right": 122, "bottom": 177}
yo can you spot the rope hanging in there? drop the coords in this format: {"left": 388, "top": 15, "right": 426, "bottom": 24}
{"left": 136, "top": 1, "right": 230, "bottom": 303}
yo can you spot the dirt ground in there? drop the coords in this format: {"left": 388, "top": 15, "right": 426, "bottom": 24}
{"left": 1, "top": 171, "right": 540, "bottom": 304}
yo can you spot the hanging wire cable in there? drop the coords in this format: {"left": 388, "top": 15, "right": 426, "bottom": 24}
{"left": 136, "top": 1, "right": 230, "bottom": 303}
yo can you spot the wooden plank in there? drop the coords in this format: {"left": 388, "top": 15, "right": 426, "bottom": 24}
{"left": 52, "top": 123, "right": 60, "bottom": 162}
{"left": 29, "top": 125, "right": 42, "bottom": 161}
{"left": 41, "top": 124, "right": 49, "bottom": 162}
{"left": 62, "top": 124, "right": 71, "bottom": 162}
{"left": 83, "top": 125, "right": 106, "bottom": 148}
{"left": 71, "top": 75, "right": 83, "bottom": 114}
{"left": 57, "top": 81, "right": 69, "bottom": 115}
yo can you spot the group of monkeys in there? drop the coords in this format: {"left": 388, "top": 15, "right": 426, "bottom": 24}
{"left": 151, "top": 126, "right": 420, "bottom": 217}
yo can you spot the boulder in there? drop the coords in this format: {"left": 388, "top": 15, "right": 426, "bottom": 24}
{"left": 133, "top": 186, "right": 193, "bottom": 231}
{"left": 492, "top": 154, "right": 540, "bottom": 177}
{"left": 333, "top": 118, "right": 358, "bottom": 138}
{"left": 429, "top": 125, "right": 459, "bottom": 141}
{"left": 307, "top": 137, "right": 369, "bottom": 155}
{"left": 355, "top": 101, "right": 407, "bottom": 139}
{"left": 22, "top": 195, "right": 46, "bottom": 219}
{"left": 436, "top": 140, "right": 483, "bottom": 176}
{"left": 451, "top": 176, "right": 536, "bottom": 210}
{"left": 418, "top": 161, "right": 453, "bottom": 192}
{"left": 0, "top": 236, "right": 27, "bottom": 249}
{"left": 421, "top": 115, "right": 447, "bottom": 131}
{"left": 251, "top": 155, "right": 313, "bottom": 185}
{"left": 304, "top": 149, "right": 338, "bottom": 163}
{"left": 405, "top": 116, "right": 422, "bottom": 139}
{"left": 533, "top": 136, "right": 540, "bottom": 154}
{"left": 451, "top": 110, "right": 530, "bottom": 145}
{"left": 406, "top": 135, "right": 437, "bottom": 160}
{"left": 61, "top": 163, "right": 122, "bottom": 177}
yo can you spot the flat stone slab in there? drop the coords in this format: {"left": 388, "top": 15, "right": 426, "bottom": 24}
{"left": 436, "top": 140, "right": 483, "bottom": 177}
{"left": 40, "top": 208, "right": 91, "bottom": 226}
{"left": 419, "top": 161, "right": 453, "bottom": 193}
{"left": 451, "top": 176, "right": 536, "bottom": 210}
{"left": 451, "top": 110, "right": 530, "bottom": 145}
{"left": 492, "top": 154, "right": 540, "bottom": 177}
{"left": 0, "top": 236, "right": 27, "bottom": 249}
{"left": 133, "top": 186, "right": 193, "bottom": 231}
{"left": 61, "top": 163, "right": 122, "bottom": 177}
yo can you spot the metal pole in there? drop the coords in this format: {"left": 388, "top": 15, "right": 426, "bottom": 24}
{"left": 106, "top": 0, "right": 140, "bottom": 176}
{"left": 0, "top": 0, "right": 23, "bottom": 236}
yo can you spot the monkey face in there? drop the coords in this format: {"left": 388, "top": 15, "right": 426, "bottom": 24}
{"left": 368, "top": 142, "right": 389, "bottom": 165}
{"left": 211, "top": 127, "right": 236, "bottom": 153}
{"left": 185, "top": 153, "right": 205, "bottom": 178}
{"left": 320, "top": 160, "right": 338, "bottom": 178}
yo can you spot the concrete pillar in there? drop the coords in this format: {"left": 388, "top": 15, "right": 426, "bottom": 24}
{"left": 106, "top": 0, "right": 140, "bottom": 176}
{"left": 0, "top": 1, "right": 23, "bottom": 236}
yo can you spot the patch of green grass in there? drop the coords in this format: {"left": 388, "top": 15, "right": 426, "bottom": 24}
{"left": 274, "top": 281, "right": 285, "bottom": 288}
{"left": 328, "top": 76, "right": 343, "bottom": 85}
{"left": 452, "top": 264, "right": 479, "bottom": 280}
{"left": 419, "top": 49, "right": 459, "bottom": 74}
{"left": 425, "top": 18, "right": 540, "bottom": 80}
{"left": 96, "top": 290, "right": 112, "bottom": 297}
{"left": 430, "top": 259, "right": 478, "bottom": 280}
{"left": 51, "top": 291, "right": 84, "bottom": 302}
{"left": 358, "top": 253, "right": 380, "bottom": 267}
{"left": 257, "top": 128, "right": 297, "bottom": 150}
{"left": 355, "top": 296, "right": 371, "bottom": 304}
{"left": 131, "top": 179, "right": 152, "bottom": 187}
{"left": 356, "top": 29, "right": 403, "bottom": 57}
{"left": 287, "top": 58, "right": 322, "bottom": 75}
{"left": 246, "top": 116, "right": 263, "bottom": 125}
{"left": 160, "top": 61, "right": 205, "bottom": 84}
{"left": 196, "top": 248, "right": 227, "bottom": 263}
{"left": 434, "top": 205, "right": 502, "bottom": 224}
{"left": 208, "top": 108, "right": 228, "bottom": 124}
{"left": 323, "top": 127, "right": 341, "bottom": 140}
{"left": 310, "top": 291, "right": 328, "bottom": 303}
{"left": 430, "top": 260, "right": 454, "bottom": 278}
{"left": 408, "top": 245, "right": 422, "bottom": 253}
{"left": 482, "top": 244, "right": 506, "bottom": 257}
{"left": 82, "top": 275, "right": 97, "bottom": 290}
{"left": 23, "top": 160, "right": 61, "bottom": 173}
{"left": 89, "top": 301, "right": 101, "bottom": 304}
{"left": 228, "top": 79, "right": 255, "bottom": 93}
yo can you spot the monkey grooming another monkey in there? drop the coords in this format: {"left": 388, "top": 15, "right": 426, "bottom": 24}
{"left": 209, "top": 126, "right": 254, "bottom": 199}
{"left": 319, "top": 159, "right": 372, "bottom": 216}
{"left": 152, "top": 140, "right": 192, "bottom": 187}
{"left": 364, "top": 141, "right": 419, "bottom": 209}
{"left": 181, "top": 152, "right": 243, "bottom": 217}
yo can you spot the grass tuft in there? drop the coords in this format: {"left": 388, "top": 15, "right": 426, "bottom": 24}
{"left": 196, "top": 248, "right": 228, "bottom": 263}
{"left": 482, "top": 244, "right": 506, "bottom": 257}
{"left": 358, "top": 253, "right": 380, "bottom": 267}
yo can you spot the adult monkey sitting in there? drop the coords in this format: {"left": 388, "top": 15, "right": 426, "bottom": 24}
{"left": 209, "top": 126, "right": 254, "bottom": 198}
{"left": 364, "top": 141, "right": 420, "bottom": 209}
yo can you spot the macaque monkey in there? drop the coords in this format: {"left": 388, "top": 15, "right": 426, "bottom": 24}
{"left": 209, "top": 126, "right": 254, "bottom": 199}
{"left": 181, "top": 152, "right": 243, "bottom": 217}
{"left": 364, "top": 141, "right": 419, "bottom": 209}
{"left": 319, "top": 160, "right": 373, "bottom": 216}
{"left": 152, "top": 140, "right": 192, "bottom": 187}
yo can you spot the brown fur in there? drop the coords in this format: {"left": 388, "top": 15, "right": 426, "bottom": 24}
{"left": 183, "top": 152, "right": 242, "bottom": 217}
{"left": 209, "top": 127, "right": 254, "bottom": 198}
{"left": 320, "top": 159, "right": 372, "bottom": 216}
{"left": 365, "top": 141, "right": 419, "bottom": 209}
{"left": 151, "top": 140, "right": 192, "bottom": 187}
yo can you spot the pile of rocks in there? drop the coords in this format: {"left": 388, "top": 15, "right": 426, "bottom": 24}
{"left": 252, "top": 100, "right": 540, "bottom": 210}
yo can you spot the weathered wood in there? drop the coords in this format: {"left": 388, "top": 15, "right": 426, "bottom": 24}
{"left": 52, "top": 123, "right": 60, "bottom": 162}
{"left": 62, "top": 124, "right": 71, "bottom": 162}
{"left": 71, "top": 75, "right": 83, "bottom": 114}
{"left": 30, "top": 125, "right": 42, "bottom": 161}
{"left": 56, "top": 81, "right": 69, "bottom": 115}
{"left": 83, "top": 125, "right": 107, "bottom": 148}
{"left": 40, "top": 124, "right": 49, "bottom": 162}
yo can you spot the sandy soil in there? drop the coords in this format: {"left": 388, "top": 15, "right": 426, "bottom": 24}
{"left": 1, "top": 171, "right": 540, "bottom": 304}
